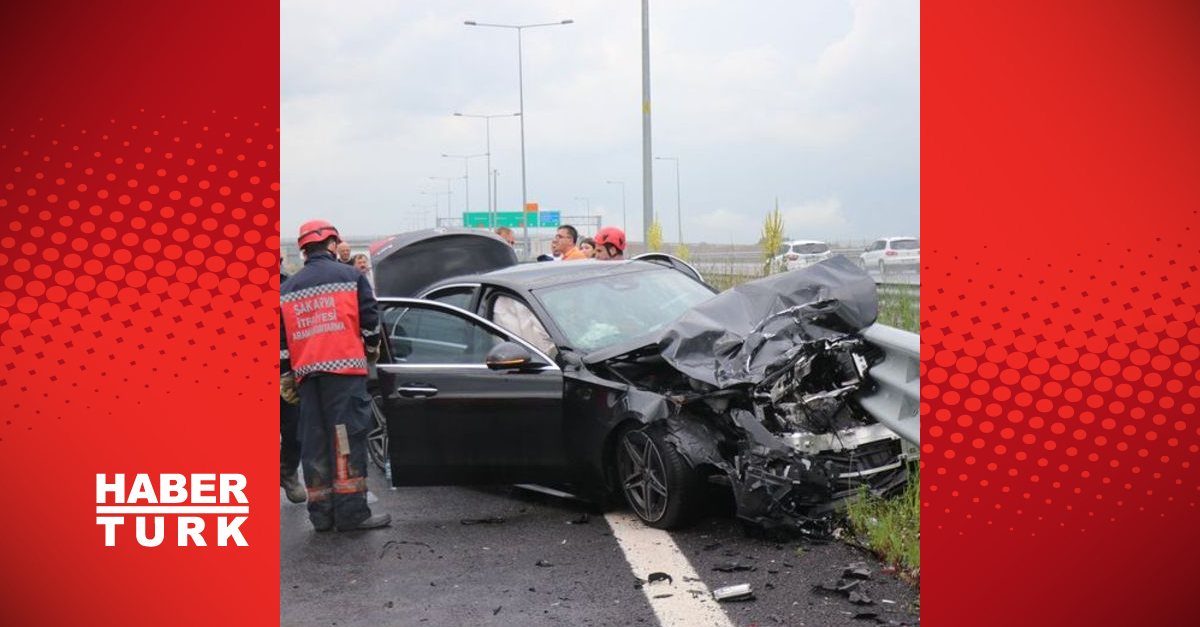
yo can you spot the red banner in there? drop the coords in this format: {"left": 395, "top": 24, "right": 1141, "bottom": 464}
{"left": 924, "top": 1, "right": 1200, "bottom": 624}
{"left": 0, "top": 1, "right": 279, "bottom": 624}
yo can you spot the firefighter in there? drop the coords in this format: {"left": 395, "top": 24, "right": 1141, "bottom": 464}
{"left": 593, "top": 226, "right": 626, "bottom": 261}
{"left": 280, "top": 220, "right": 390, "bottom": 532}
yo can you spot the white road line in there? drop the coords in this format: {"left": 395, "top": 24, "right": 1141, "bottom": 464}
{"left": 605, "top": 512, "right": 736, "bottom": 627}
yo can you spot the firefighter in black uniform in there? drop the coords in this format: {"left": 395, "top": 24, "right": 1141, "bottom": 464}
{"left": 280, "top": 220, "right": 390, "bottom": 531}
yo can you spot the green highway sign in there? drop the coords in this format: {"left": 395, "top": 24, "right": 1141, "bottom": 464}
{"left": 462, "top": 211, "right": 560, "bottom": 228}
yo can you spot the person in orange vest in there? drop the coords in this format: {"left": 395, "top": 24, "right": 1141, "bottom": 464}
{"left": 593, "top": 226, "right": 626, "bottom": 261}
{"left": 551, "top": 225, "right": 587, "bottom": 260}
{"left": 280, "top": 220, "right": 390, "bottom": 532}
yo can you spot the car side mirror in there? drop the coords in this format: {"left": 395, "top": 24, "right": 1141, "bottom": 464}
{"left": 485, "top": 341, "right": 545, "bottom": 370}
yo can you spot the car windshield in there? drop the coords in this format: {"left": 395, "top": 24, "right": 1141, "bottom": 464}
{"left": 794, "top": 243, "right": 830, "bottom": 254}
{"left": 535, "top": 267, "right": 716, "bottom": 353}
{"left": 891, "top": 239, "right": 919, "bottom": 250}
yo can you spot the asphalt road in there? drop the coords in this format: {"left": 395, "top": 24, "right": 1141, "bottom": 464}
{"left": 280, "top": 473, "right": 919, "bottom": 627}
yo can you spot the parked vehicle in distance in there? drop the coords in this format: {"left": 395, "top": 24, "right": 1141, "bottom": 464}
{"left": 860, "top": 237, "right": 919, "bottom": 275}
{"left": 773, "top": 240, "right": 833, "bottom": 271}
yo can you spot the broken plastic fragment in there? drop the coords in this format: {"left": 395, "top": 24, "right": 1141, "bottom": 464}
{"left": 712, "top": 584, "right": 755, "bottom": 602}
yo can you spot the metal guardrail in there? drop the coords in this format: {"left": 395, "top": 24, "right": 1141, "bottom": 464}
{"left": 857, "top": 323, "right": 921, "bottom": 446}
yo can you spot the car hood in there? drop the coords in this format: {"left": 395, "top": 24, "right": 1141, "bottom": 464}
{"left": 370, "top": 228, "right": 518, "bottom": 298}
{"left": 588, "top": 256, "right": 877, "bottom": 388}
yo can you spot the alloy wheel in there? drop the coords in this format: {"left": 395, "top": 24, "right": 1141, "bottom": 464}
{"left": 617, "top": 430, "right": 670, "bottom": 523}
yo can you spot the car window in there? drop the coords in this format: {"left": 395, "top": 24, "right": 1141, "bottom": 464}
{"left": 535, "top": 267, "right": 716, "bottom": 353}
{"left": 890, "top": 239, "right": 920, "bottom": 250}
{"left": 794, "top": 243, "right": 829, "bottom": 254}
{"left": 424, "top": 286, "right": 476, "bottom": 311}
{"left": 777, "top": 244, "right": 792, "bottom": 256}
{"left": 489, "top": 294, "right": 556, "bottom": 358}
{"left": 870, "top": 240, "right": 886, "bottom": 251}
{"left": 383, "top": 306, "right": 504, "bottom": 365}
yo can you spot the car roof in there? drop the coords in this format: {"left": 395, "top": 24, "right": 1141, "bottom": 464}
{"left": 784, "top": 239, "right": 828, "bottom": 245}
{"left": 885, "top": 236, "right": 919, "bottom": 242}
{"left": 424, "top": 259, "right": 668, "bottom": 294}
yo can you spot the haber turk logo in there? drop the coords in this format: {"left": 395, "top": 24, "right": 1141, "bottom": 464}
{"left": 95, "top": 474, "right": 250, "bottom": 547}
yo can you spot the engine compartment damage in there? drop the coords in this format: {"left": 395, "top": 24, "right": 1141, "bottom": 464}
{"left": 597, "top": 257, "right": 909, "bottom": 529}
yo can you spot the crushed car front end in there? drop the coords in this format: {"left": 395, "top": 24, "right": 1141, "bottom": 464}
{"left": 584, "top": 256, "right": 916, "bottom": 529}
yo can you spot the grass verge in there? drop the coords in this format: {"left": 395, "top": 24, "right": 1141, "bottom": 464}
{"left": 876, "top": 288, "right": 919, "bottom": 332}
{"left": 844, "top": 463, "right": 921, "bottom": 584}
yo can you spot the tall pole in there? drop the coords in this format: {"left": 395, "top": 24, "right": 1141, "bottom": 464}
{"left": 641, "top": 0, "right": 654, "bottom": 248}
{"left": 485, "top": 117, "right": 491, "bottom": 226}
{"left": 442, "top": 154, "right": 485, "bottom": 217}
{"left": 517, "top": 28, "right": 528, "bottom": 250}
{"left": 464, "top": 19, "right": 573, "bottom": 258}
{"left": 429, "top": 176, "right": 455, "bottom": 226}
{"left": 453, "top": 112, "right": 518, "bottom": 230}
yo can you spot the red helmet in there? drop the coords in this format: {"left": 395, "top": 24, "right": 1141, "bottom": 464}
{"left": 594, "top": 226, "right": 626, "bottom": 253}
{"left": 297, "top": 220, "right": 341, "bottom": 249}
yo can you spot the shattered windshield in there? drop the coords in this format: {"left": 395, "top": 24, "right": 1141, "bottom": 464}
{"left": 536, "top": 267, "right": 716, "bottom": 353}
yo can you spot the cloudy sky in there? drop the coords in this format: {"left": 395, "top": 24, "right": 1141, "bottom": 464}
{"left": 281, "top": 0, "right": 919, "bottom": 244}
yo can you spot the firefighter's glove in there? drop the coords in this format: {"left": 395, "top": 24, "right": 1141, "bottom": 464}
{"left": 280, "top": 373, "right": 300, "bottom": 405}
{"left": 365, "top": 343, "right": 381, "bottom": 365}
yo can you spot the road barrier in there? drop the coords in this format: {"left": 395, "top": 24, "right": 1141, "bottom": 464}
{"left": 857, "top": 323, "right": 921, "bottom": 447}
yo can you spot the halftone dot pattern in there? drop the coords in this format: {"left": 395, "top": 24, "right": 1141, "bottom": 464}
{"left": 0, "top": 110, "right": 280, "bottom": 441}
{"left": 922, "top": 226, "right": 1200, "bottom": 535}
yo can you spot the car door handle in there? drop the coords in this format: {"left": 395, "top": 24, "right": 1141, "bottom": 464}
{"left": 397, "top": 385, "right": 438, "bottom": 398}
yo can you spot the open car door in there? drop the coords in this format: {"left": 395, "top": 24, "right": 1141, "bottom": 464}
{"left": 376, "top": 298, "right": 566, "bottom": 486}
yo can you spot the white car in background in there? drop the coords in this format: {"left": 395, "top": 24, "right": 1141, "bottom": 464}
{"left": 774, "top": 240, "right": 833, "bottom": 271}
{"left": 860, "top": 237, "right": 920, "bottom": 274}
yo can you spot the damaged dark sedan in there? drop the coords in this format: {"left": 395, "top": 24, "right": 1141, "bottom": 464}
{"left": 368, "top": 229, "right": 914, "bottom": 530}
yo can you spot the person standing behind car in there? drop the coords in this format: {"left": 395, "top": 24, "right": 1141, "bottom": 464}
{"left": 578, "top": 237, "right": 597, "bottom": 258}
{"left": 278, "top": 271, "right": 306, "bottom": 505}
{"left": 593, "top": 226, "right": 626, "bottom": 261}
{"left": 551, "top": 225, "right": 587, "bottom": 260}
{"left": 336, "top": 241, "right": 354, "bottom": 264}
{"left": 279, "top": 219, "right": 390, "bottom": 532}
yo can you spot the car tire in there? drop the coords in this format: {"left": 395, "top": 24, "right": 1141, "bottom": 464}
{"left": 367, "top": 393, "right": 388, "bottom": 471}
{"left": 615, "top": 427, "right": 702, "bottom": 529}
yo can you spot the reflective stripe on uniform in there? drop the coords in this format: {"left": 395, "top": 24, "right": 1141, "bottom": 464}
{"left": 333, "top": 477, "right": 367, "bottom": 494}
{"left": 280, "top": 281, "right": 357, "bottom": 303}
{"left": 294, "top": 358, "right": 369, "bottom": 378}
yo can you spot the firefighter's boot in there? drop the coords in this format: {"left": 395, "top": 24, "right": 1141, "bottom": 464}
{"left": 281, "top": 471, "right": 307, "bottom": 504}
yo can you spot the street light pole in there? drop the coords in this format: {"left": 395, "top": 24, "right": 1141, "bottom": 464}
{"left": 453, "top": 112, "right": 520, "bottom": 230}
{"left": 419, "top": 190, "right": 448, "bottom": 227}
{"left": 464, "top": 18, "right": 574, "bottom": 257}
{"left": 410, "top": 203, "right": 436, "bottom": 230}
{"left": 641, "top": 0, "right": 654, "bottom": 250}
{"left": 428, "top": 176, "right": 456, "bottom": 226}
{"left": 606, "top": 180, "right": 626, "bottom": 235}
{"left": 655, "top": 157, "right": 682, "bottom": 246}
{"left": 442, "top": 153, "right": 486, "bottom": 217}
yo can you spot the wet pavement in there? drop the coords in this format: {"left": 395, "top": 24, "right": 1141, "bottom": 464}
{"left": 280, "top": 473, "right": 919, "bottom": 627}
